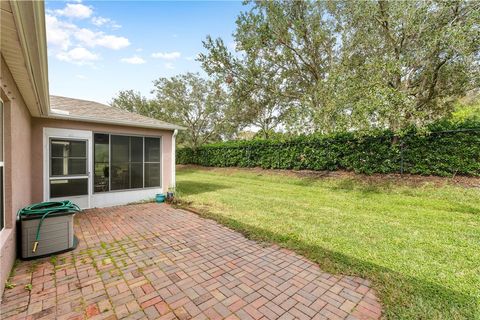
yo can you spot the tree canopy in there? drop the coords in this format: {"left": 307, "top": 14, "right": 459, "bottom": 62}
{"left": 111, "top": 73, "right": 239, "bottom": 148}
{"left": 113, "top": 0, "right": 480, "bottom": 146}
{"left": 200, "top": 0, "right": 480, "bottom": 134}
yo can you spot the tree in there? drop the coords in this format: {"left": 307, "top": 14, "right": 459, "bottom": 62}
{"left": 200, "top": 0, "right": 480, "bottom": 134}
{"left": 451, "top": 90, "right": 480, "bottom": 122}
{"left": 111, "top": 75, "right": 239, "bottom": 148}
{"left": 151, "top": 73, "right": 238, "bottom": 148}
{"left": 110, "top": 89, "right": 157, "bottom": 117}
{"left": 332, "top": 0, "right": 480, "bottom": 132}
{"left": 200, "top": 0, "right": 338, "bottom": 134}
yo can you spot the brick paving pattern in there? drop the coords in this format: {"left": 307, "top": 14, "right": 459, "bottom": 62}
{"left": 1, "top": 203, "right": 381, "bottom": 319}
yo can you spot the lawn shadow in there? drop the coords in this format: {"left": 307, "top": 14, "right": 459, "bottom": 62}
{"left": 446, "top": 203, "right": 480, "bottom": 215}
{"left": 291, "top": 177, "right": 319, "bottom": 187}
{"left": 330, "top": 178, "right": 394, "bottom": 195}
{"left": 181, "top": 207, "right": 478, "bottom": 319}
{"left": 176, "top": 180, "right": 230, "bottom": 196}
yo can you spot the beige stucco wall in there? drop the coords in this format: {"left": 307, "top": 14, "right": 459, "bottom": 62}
{"left": 0, "top": 56, "right": 33, "bottom": 298}
{"left": 30, "top": 118, "right": 174, "bottom": 203}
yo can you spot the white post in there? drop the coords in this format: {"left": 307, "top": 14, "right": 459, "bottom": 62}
{"left": 171, "top": 129, "right": 178, "bottom": 189}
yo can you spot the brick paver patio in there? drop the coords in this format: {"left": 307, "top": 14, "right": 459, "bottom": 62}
{"left": 1, "top": 203, "right": 381, "bottom": 320}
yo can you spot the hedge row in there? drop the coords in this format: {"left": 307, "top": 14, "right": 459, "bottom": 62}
{"left": 177, "top": 122, "right": 480, "bottom": 176}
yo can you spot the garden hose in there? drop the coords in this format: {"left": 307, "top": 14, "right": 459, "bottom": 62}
{"left": 17, "top": 201, "right": 80, "bottom": 253}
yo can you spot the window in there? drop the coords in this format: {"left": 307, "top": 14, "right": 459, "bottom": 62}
{"left": 0, "top": 99, "right": 3, "bottom": 230}
{"left": 94, "top": 133, "right": 161, "bottom": 192}
{"left": 49, "top": 139, "right": 88, "bottom": 198}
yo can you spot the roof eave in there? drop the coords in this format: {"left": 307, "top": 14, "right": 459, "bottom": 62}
{"left": 40, "top": 113, "right": 186, "bottom": 131}
{"left": 10, "top": 0, "right": 50, "bottom": 116}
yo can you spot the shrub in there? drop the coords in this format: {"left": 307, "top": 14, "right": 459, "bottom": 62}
{"left": 177, "top": 121, "right": 480, "bottom": 176}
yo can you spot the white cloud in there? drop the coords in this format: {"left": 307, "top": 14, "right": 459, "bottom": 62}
{"left": 45, "top": 14, "right": 76, "bottom": 50}
{"left": 94, "top": 35, "right": 130, "bottom": 50}
{"left": 45, "top": 3, "right": 130, "bottom": 65}
{"left": 55, "top": 3, "right": 93, "bottom": 19}
{"left": 56, "top": 47, "right": 99, "bottom": 64}
{"left": 76, "top": 74, "right": 88, "bottom": 80}
{"left": 121, "top": 56, "right": 146, "bottom": 64}
{"left": 91, "top": 16, "right": 121, "bottom": 29}
{"left": 46, "top": 17, "right": 130, "bottom": 52}
{"left": 91, "top": 16, "right": 109, "bottom": 26}
{"left": 151, "top": 51, "right": 181, "bottom": 60}
{"left": 73, "top": 28, "right": 130, "bottom": 50}
{"left": 164, "top": 62, "right": 175, "bottom": 70}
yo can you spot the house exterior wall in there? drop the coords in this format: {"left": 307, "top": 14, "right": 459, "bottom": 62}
{"left": 0, "top": 56, "right": 33, "bottom": 298}
{"left": 31, "top": 118, "right": 174, "bottom": 205}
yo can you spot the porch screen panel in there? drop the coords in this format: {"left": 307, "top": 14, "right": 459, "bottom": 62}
{"left": 49, "top": 139, "right": 88, "bottom": 198}
{"left": 50, "top": 140, "right": 87, "bottom": 176}
{"left": 94, "top": 133, "right": 109, "bottom": 192}
{"left": 111, "top": 135, "right": 130, "bottom": 190}
{"left": 94, "top": 133, "right": 161, "bottom": 192}
{"left": 130, "top": 136, "right": 144, "bottom": 189}
{"left": 144, "top": 137, "right": 161, "bottom": 187}
{"left": 111, "top": 135, "right": 144, "bottom": 190}
{"left": 50, "top": 179, "right": 88, "bottom": 198}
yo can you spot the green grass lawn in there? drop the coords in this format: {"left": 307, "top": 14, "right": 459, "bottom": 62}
{"left": 176, "top": 166, "right": 480, "bottom": 320}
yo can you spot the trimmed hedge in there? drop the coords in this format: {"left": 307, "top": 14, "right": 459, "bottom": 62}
{"left": 177, "top": 121, "right": 480, "bottom": 176}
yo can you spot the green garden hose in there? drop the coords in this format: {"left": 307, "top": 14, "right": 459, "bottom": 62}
{"left": 17, "top": 201, "right": 80, "bottom": 253}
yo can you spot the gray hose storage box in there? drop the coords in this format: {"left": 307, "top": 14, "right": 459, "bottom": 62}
{"left": 17, "top": 201, "right": 80, "bottom": 260}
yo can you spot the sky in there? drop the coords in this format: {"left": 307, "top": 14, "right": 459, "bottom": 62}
{"left": 45, "top": 1, "right": 245, "bottom": 104}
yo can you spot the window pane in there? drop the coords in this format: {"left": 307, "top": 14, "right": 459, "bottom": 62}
{"left": 51, "top": 158, "right": 87, "bottom": 176}
{"left": 130, "top": 163, "right": 143, "bottom": 188}
{"left": 145, "top": 137, "right": 160, "bottom": 162}
{"left": 131, "top": 137, "right": 143, "bottom": 162}
{"left": 69, "top": 141, "right": 86, "bottom": 157}
{"left": 94, "top": 162, "right": 109, "bottom": 192}
{"left": 111, "top": 135, "right": 129, "bottom": 163}
{"left": 94, "top": 134, "right": 109, "bottom": 192}
{"left": 50, "top": 178, "right": 88, "bottom": 198}
{"left": 111, "top": 163, "right": 129, "bottom": 190}
{"left": 51, "top": 140, "right": 67, "bottom": 157}
{"left": 51, "top": 140, "right": 86, "bottom": 157}
{"left": 51, "top": 158, "right": 63, "bottom": 176}
{"left": 94, "top": 134, "right": 109, "bottom": 162}
{"left": 145, "top": 163, "right": 161, "bottom": 187}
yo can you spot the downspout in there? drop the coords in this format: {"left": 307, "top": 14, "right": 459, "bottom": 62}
{"left": 171, "top": 129, "right": 178, "bottom": 189}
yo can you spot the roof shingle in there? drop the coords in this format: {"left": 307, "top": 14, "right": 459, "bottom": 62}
{"left": 46, "top": 95, "right": 183, "bottom": 130}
